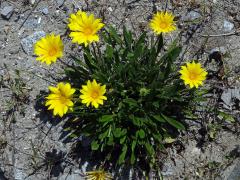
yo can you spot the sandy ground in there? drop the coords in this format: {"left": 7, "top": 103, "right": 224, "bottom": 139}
{"left": 0, "top": 0, "right": 239, "bottom": 179}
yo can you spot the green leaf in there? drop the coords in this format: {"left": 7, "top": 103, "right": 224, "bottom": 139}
{"left": 161, "top": 114, "right": 185, "bottom": 130}
{"left": 91, "top": 140, "right": 99, "bottom": 150}
{"left": 108, "top": 26, "right": 122, "bottom": 44}
{"left": 144, "top": 142, "right": 154, "bottom": 156}
{"left": 98, "top": 130, "right": 108, "bottom": 140}
{"left": 130, "top": 115, "right": 143, "bottom": 127}
{"left": 118, "top": 144, "right": 128, "bottom": 164}
{"left": 120, "top": 136, "right": 126, "bottom": 144}
{"left": 156, "top": 33, "right": 163, "bottom": 55}
{"left": 130, "top": 140, "right": 137, "bottom": 164}
{"left": 138, "top": 129, "right": 145, "bottom": 139}
{"left": 162, "top": 46, "right": 182, "bottom": 63}
{"left": 218, "top": 111, "right": 235, "bottom": 123}
{"left": 123, "top": 98, "right": 138, "bottom": 107}
{"left": 69, "top": 133, "right": 78, "bottom": 138}
{"left": 123, "top": 26, "right": 132, "bottom": 49}
{"left": 99, "top": 115, "right": 114, "bottom": 123}
{"left": 107, "top": 136, "right": 114, "bottom": 146}
{"left": 158, "top": 85, "right": 178, "bottom": 99}
{"left": 113, "top": 128, "right": 123, "bottom": 138}
{"left": 164, "top": 137, "right": 176, "bottom": 144}
{"left": 105, "top": 45, "right": 114, "bottom": 58}
{"left": 152, "top": 115, "right": 166, "bottom": 123}
{"left": 152, "top": 133, "right": 162, "bottom": 142}
{"left": 135, "top": 32, "right": 146, "bottom": 49}
{"left": 83, "top": 51, "right": 97, "bottom": 71}
{"left": 133, "top": 43, "right": 144, "bottom": 60}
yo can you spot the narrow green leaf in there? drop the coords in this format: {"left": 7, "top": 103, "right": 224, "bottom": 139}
{"left": 130, "top": 115, "right": 143, "bottom": 127}
{"left": 135, "top": 32, "right": 146, "bottom": 48}
{"left": 152, "top": 115, "right": 166, "bottom": 123}
{"left": 218, "top": 111, "right": 235, "bottom": 123}
{"left": 123, "top": 26, "right": 132, "bottom": 48}
{"left": 99, "top": 115, "right": 113, "bottom": 123}
{"left": 123, "top": 98, "right": 138, "bottom": 107}
{"left": 105, "top": 45, "right": 114, "bottom": 58}
{"left": 144, "top": 142, "right": 154, "bottom": 155}
{"left": 161, "top": 114, "right": 185, "bottom": 130}
{"left": 118, "top": 144, "right": 128, "bottom": 164}
{"left": 107, "top": 136, "right": 114, "bottom": 146}
{"left": 156, "top": 33, "right": 163, "bottom": 55}
{"left": 152, "top": 133, "right": 162, "bottom": 142}
{"left": 130, "top": 140, "right": 137, "bottom": 164}
{"left": 108, "top": 26, "right": 122, "bottom": 44}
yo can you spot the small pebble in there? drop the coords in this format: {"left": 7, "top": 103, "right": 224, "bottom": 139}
{"left": 108, "top": 7, "right": 113, "bottom": 12}
{"left": 182, "top": 11, "right": 201, "bottom": 21}
{"left": 223, "top": 20, "right": 234, "bottom": 32}
{"left": 41, "top": 7, "right": 49, "bottom": 15}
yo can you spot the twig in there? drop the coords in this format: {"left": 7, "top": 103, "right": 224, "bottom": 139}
{"left": 200, "top": 30, "right": 240, "bottom": 37}
{"left": 19, "top": 0, "right": 42, "bottom": 30}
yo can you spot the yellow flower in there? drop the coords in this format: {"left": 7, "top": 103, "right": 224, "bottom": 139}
{"left": 45, "top": 82, "right": 75, "bottom": 117}
{"left": 149, "top": 11, "right": 176, "bottom": 34}
{"left": 80, "top": 79, "right": 107, "bottom": 108}
{"left": 34, "top": 34, "right": 63, "bottom": 65}
{"left": 86, "top": 170, "right": 112, "bottom": 180}
{"left": 179, "top": 61, "right": 208, "bottom": 88}
{"left": 68, "top": 11, "right": 104, "bottom": 46}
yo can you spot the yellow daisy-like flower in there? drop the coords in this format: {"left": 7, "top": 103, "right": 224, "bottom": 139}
{"left": 179, "top": 61, "right": 208, "bottom": 88}
{"left": 149, "top": 11, "right": 176, "bottom": 34}
{"left": 68, "top": 11, "right": 105, "bottom": 46}
{"left": 80, "top": 79, "right": 107, "bottom": 108}
{"left": 85, "top": 170, "right": 112, "bottom": 180}
{"left": 34, "top": 34, "right": 63, "bottom": 65}
{"left": 45, "top": 82, "right": 75, "bottom": 117}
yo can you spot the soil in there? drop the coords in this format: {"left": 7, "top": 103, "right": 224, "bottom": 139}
{"left": 0, "top": 0, "right": 239, "bottom": 179}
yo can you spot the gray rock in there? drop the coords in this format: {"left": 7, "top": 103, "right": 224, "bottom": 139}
{"left": 223, "top": 20, "right": 234, "bottom": 32}
{"left": 41, "top": 7, "right": 49, "bottom": 15}
{"left": 23, "top": 18, "right": 41, "bottom": 29}
{"left": 182, "top": 11, "right": 201, "bottom": 21}
{"left": 14, "top": 168, "right": 25, "bottom": 180}
{"left": 161, "top": 163, "right": 174, "bottom": 176}
{"left": 29, "top": 0, "right": 35, "bottom": 5}
{"left": 221, "top": 88, "right": 240, "bottom": 109}
{"left": 56, "top": 0, "right": 65, "bottom": 7}
{"left": 21, "top": 31, "right": 46, "bottom": 55}
{"left": 210, "top": 46, "right": 227, "bottom": 55}
{"left": 1, "top": 6, "right": 14, "bottom": 20}
{"left": 59, "top": 173, "right": 84, "bottom": 180}
{"left": 227, "top": 160, "right": 240, "bottom": 180}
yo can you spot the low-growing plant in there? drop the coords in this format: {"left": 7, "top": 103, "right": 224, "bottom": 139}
{"left": 34, "top": 10, "right": 208, "bottom": 174}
